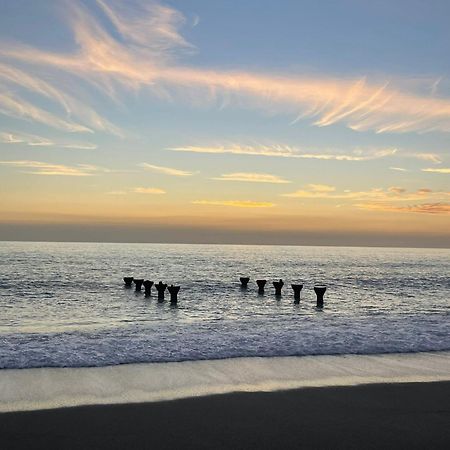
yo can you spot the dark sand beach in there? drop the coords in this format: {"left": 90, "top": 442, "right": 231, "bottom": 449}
{"left": 1, "top": 381, "right": 449, "bottom": 450}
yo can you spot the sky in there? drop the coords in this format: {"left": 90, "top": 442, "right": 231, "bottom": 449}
{"left": 0, "top": 0, "right": 449, "bottom": 247}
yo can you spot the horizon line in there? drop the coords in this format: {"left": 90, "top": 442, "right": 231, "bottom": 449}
{"left": 1, "top": 238, "right": 448, "bottom": 250}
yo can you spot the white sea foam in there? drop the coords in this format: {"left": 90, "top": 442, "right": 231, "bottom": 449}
{"left": 1, "top": 352, "right": 449, "bottom": 412}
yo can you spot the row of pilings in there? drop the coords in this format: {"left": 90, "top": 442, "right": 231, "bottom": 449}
{"left": 240, "top": 277, "right": 326, "bottom": 307}
{"left": 123, "top": 276, "right": 326, "bottom": 307}
{"left": 123, "top": 277, "right": 180, "bottom": 303}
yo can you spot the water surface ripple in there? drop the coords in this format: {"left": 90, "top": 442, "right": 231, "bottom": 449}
{"left": 0, "top": 242, "right": 449, "bottom": 368}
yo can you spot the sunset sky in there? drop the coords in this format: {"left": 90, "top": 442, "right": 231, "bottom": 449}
{"left": 0, "top": 0, "right": 449, "bottom": 247}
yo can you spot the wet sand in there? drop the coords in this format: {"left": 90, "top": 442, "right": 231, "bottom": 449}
{"left": 1, "top": 381, "right": 449, "bottom": 449}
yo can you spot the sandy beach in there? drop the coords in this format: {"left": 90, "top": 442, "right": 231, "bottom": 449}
{"left": 1, "top": 381, "right": 449, "bottom": 449}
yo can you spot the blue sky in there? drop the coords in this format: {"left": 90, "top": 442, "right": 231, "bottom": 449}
{"left": 0, "top": 0, "right": 449, "bottom": 246}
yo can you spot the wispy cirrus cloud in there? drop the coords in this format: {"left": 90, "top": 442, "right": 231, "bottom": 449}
{"left": 61, "top": 143, "right": 98, "bottom": 150}
{"left": 306, "top": 184, "right": 336, "bottom": 193}
{"left": 133, "top": 187, "right": 166, "bottom": 194}
{"left": 170, "top": 144, "right": 398, "bottom": 161}
{"left": 212, "top": 172, "right": 291, "bottom": 184}
{"left": 140, "top": 162, "right": 193, "bottom": 176}
{"left": 283, "top": 184, "right": 450, "bottom": 215}
{"left": 283, "top": 184, "right": 450, "bottom": 202}
{"left": 96, "top": 0, "right": 194, "bottom": 56}
{"left": 0, "top": 131, "right": 53, "bottom": 146}
{"left": 422, "top": 168, "right": 450, "bottom": 174}
{"left": 389, "top": 167, "right": 408, "bottom": 172}
{"left": 159, "top": 69, "right": 450, "bottom": 134}
{"left": 192, "top": 200, "right": 275, "bottom": 208}
{"left": 412, "top": 153, "right": 443, "bottom": 164}
{"left": 0, "top": 63, "right": 122, "bottom": 136}
{"left": 0, "top": 160, "right": 108, "bottom": 176}
{"left": 170, "top": 144, "right": 445, "bottom": 167}
{"left": 1, "top": 0, "right": 450, "bottom": 135}
{"left": 430, "top": 77, "right": 442, "bottom": 96}
{"left": 0, "top": 92, "right": 92, "bottom": 133}
{"left": 0, "top": 131, "right": 97, "bottom": 149}
{"left": 356, "top": 202, "right": 450, "bottom": 215}
{"left": 107, "top": 187, "right": 166, "bottom": 195}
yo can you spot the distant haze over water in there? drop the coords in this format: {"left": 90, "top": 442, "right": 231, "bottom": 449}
{"left": 0, "top": 225, "right": 449, "bottom": 248}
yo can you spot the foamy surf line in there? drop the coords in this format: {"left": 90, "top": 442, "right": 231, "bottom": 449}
{"left": 1, "top": 352, "right": 449, "bottom": 412}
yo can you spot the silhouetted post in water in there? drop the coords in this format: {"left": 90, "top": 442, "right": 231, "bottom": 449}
{"left": 168, "top": 285, "right": 180, "bottom": 304}
{"left": 273, "top": 279, "right": 284, "bottom": 296}
{"left": 256, "top": 279, "right": 267, "bottom": 294}
{"left": 134, "top": 279, "right": 144, "bottom": 291}
{"left": 291, "top": 284, "right": 303, "bottom": 303}
{"left": 240, "top": 277, "right": 250, "bottom": 288}
{"left": 123, "top": 277, "right": 134, "bottom": 287}
{"left": 143, "top": 280, "right": 153, "bottom": 296}
{"left": 155, "top": 281, "right": 167, "bottom": 301}
{"left": 314, "top": 285, "right": 326, "bottom": 307}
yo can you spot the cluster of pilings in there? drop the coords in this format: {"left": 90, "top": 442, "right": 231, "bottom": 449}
{"left": 123, "top": 277, "right": 180, "bottom": 304}
{"left": 240, "top": 277, "right": 326, "bottom": 307}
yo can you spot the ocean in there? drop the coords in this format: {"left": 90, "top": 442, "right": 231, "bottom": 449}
{"left": 1, "top": 241, "right": 449, "bottom": 370}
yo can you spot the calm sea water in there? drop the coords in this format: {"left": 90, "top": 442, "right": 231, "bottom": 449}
{"left": 0, "top": 241, "right": 449, "bottom": 369}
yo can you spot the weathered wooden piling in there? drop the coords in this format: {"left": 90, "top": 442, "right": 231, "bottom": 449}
{"left": 273, "top": 279, "right": 284, "bottom": 296}
{"left": 256, "top": 279, "right": 267, "bottom": 294}
{"left": 133, "top": 279, "right": 144, "bottom": 291}
{"left": 291, "top": 284, "right": 303, "bottom": 303}
{"left": 168, "top": 285, "right": 180, "bottom": 304}
{"left": 240, "top": 277, "right": 250, "bottom": 288}
{"left": 314, "top": 285, "right": 326, "bottom": 307}
{"left": 123, "top": 277, "right": 134, "bottom": 287}
{"left": 143, "top": 280, "right": 154, "bottom": 296}
{"left": 155, "top": 281, "right": 167, "bottom": 301}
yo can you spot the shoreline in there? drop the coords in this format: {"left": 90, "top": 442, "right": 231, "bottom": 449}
{"left": 1, "top": 381, "right": 449, "bottom": 449}
{"left": 1, "top": 351, "right": 449, "bottom": 413}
